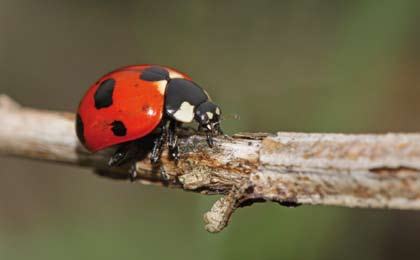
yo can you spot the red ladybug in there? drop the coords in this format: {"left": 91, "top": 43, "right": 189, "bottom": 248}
{"left": 76, "top": 65, "right": 222, "bottom": 170}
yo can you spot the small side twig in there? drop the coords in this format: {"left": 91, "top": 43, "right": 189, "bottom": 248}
{"left": 2, "top": 94, "right": 420, "bottom": 233}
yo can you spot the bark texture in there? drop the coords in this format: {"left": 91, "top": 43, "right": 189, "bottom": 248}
{"left": 2, "top": 94, "right": 420, "bottom": 233}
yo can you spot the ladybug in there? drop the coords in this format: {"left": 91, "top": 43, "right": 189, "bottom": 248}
{"left": 76, "top": 65, "right": 222, "bottom": 172}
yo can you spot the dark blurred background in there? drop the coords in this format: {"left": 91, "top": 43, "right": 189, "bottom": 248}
{"left": 1, "top": 1, "right": 420, "bottom": 259}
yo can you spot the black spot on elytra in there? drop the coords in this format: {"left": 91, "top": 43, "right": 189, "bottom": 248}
{"left": 110, "top": 121, "right": 127, "bottom": 136}
{"left": 94, "top": 78, "right": 115, "bottom": 109}
{"left": 76, "top": 114, "right": 85, "bottom": 144}
{"left": 140, "top": 66, "right": 169, "bottom": 81}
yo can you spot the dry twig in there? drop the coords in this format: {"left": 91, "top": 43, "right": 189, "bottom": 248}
{"left": 2, "top": 94, "right": 420, "bottom": 233}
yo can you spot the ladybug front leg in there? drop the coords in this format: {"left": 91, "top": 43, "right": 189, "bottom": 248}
{"left": 168, "top": 120, "right": 180, "bottom": 160}
{"left": 206, "top": 132, "right": 214, "bottom": 148}
{"left": 198, "top": 125, "right": 214, "bottom": 148}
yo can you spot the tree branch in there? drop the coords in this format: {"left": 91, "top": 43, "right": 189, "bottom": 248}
{"left": 2, "top": 94, "right": 420, "bottom": 233}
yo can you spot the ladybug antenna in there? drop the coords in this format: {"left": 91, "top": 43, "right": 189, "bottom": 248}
{"left": 220, "top": 113, "right": 240, "bottom": 121}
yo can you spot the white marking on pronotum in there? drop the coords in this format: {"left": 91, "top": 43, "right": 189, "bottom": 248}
{"left": 169, "top": 70, "right": 184, "bottom": 79}
{"left": 155, "top": 80, "right": 168, "bottom": 95}
{"left": 206, "top": 112, "right": 214, "bottom": 119}
{"left": 215, "top": 107, "right": 221, "bottom": 115}
{"left": 173, "top": 102, "right": 195, "bottom": 123}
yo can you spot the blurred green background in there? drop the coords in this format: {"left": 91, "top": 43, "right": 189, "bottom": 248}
{"left": 1, "top": 1, "right": 420, "bottom": 259}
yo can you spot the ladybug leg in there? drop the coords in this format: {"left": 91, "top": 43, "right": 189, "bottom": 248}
{"left": 168, "top": 120, "right": 180, "bottom": 160}
{"left": 128, "top": 164, "right": 137, "bottom": 182}
{"left": 215, "top": 123, "right": 231, "bottom": 140}
{"left": 206, "top": 132, "right": 214, "bottom": 148}
{"left": 159, "top": 165, "right": 169, "bottom": 181}
{"left": 150, "top": 123, "right": 171, "bottom": 181}
{"left": 109, "top": 142, "right": 131, "bottom": 166}
{"left": 197, "top": 125, "right": 214, "bottom": 148}
{"left": 151, "top": 124, "right": 167, "bottom": 164}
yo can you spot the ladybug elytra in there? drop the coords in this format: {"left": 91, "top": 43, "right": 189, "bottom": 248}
{"left": 76, "top": 65, "right": 222, "bottom": 172}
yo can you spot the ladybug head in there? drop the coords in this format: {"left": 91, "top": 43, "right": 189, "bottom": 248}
{"left": 195, "top": 101, "right": 222, "bottom": 134}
